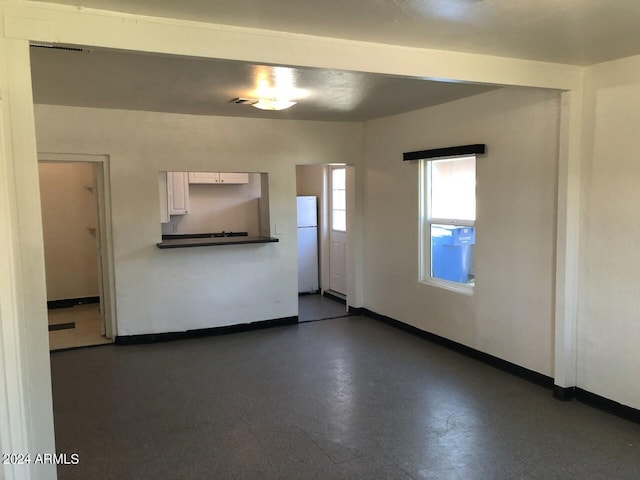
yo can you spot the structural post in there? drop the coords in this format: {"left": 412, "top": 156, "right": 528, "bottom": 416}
{"left": 0, "top": 30, "right": 57, "bottom": 480}
{"left": 553, "top": 88, "right": 584, "bottom": 399}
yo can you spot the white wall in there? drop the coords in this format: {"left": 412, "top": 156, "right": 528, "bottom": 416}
{"left": 39, "top": 161, "right": 99, "bottom": 301}
{"left": 34, "top": 104, "right": 363, "bottom": 336}
{"left": 363, "top": 87, "right": 560, "bottom": 376}
{"left": 162, "top": 173, "right": 262, "bottom": 236}
{"left": 578, "top": 55, "right": 640, "bottom": 409}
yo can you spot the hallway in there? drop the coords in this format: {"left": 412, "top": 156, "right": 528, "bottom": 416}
{"left": 50, "top": 316, "right": 640, "bottom": 480}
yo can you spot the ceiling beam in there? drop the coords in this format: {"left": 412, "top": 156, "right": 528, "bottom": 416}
{"left": 3, "top": 1, "right": 583, "bottom": 91}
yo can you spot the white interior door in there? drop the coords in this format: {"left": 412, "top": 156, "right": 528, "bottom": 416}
{"left": 329, "top": 166, "right": 347, "bottom": 295}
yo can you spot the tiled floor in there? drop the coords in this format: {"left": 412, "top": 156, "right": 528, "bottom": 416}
{"left": 50, "top": 316, "right": 640, "bottom": 480}
{"left": 298, "top": 293, "right": 350, "bottom": 322}
{"left": 48, "top": 303, "right": 112, "bottom": 351}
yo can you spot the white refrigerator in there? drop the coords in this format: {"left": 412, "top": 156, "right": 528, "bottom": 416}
{"left": 297, "top": 196, "right": 319, "bottom": 293}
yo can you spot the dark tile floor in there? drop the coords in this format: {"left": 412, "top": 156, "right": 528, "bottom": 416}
{"left": 298, "top": 293, "right": 349, "bottom": 322}
{"left": 50, "top": 316, "right": 640, "bottom": 480}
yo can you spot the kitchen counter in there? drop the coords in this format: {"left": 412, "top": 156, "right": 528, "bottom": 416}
{"left": 157, "top": 234, "right": 279, "bottom": 249}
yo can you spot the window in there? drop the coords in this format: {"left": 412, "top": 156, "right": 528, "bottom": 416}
{"left": 420, "top": 155, "right": 476, "bottom": 293}
{"left": 331, "top": 167, "right": 346, "bottom": 232}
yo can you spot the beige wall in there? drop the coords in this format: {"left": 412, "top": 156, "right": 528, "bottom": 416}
{"left": 39, "top": 161, "right": 99, "bottom": 301}
{"left": 362, "top": 87, "right": 560, "bottom": 376}
{"left": 578, "top": 55, "right": 640, "bottom": 409}
{"left": 162, "top": 173, "right": 262, "bottom": 236}
{"left": 34, "top": 104, "right": 363, "bottom": 336}
{"left": 296, "top": 164, "right": 324, "bottom": 198}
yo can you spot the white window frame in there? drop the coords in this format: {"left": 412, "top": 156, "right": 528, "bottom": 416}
{"left": 419, "top": 155, "right": 476, "bottom": 295}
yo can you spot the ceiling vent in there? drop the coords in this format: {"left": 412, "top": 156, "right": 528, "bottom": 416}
{"left": 30, "top": 44, "right": 90, "bottom": 53}
{"left": 229, "top": 97, "right": 259, "bottom": 105}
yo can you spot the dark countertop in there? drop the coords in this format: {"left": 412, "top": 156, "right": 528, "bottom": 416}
{"left": 161, "top": 231, "right": 249, "bottom": 240}
{"left": 157, "top": 236, "right": 279, "bottom": 249}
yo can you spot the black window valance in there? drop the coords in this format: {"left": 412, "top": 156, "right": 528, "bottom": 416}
{"left": 403, "top": 144, "right": 486, "bottom": 162}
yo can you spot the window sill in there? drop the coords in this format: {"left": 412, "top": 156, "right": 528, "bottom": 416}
{"left": 419, "top": 278, "right": 474, "bottom": 296}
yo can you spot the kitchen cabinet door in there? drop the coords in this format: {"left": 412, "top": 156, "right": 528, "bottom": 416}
{"left": 187, "top": 172, "right": 249, "bottom": 184}
{"left": 188, "top": 172, "right": 220, "bottom": 184}
{"left": 219, "top": 172, "right": 249, "bottom": 184}
{"left": 167, "top": 171, "right": 190, "bottom": 215}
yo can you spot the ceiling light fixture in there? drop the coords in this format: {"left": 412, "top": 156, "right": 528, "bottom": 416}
{"left": 229, "top": 66, "right": 306, "bottom": 112}
{"left": 251, "top": 98, "right": 297, "bottom": 111}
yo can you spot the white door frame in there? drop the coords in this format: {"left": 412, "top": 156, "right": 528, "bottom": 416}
{"left": 38, "top": 153, "right": 117, "bottom": 340}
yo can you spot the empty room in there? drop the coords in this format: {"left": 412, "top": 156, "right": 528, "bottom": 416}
{"left": 1, "top": 1, "right": 640, "bottom": 479}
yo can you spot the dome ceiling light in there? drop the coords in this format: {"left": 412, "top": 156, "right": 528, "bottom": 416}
{"left": 230, "top": 65, "right": 308, "bottom": 111}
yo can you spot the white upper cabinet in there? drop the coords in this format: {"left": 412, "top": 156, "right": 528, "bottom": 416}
{"left": 167, "top": 171, "right": 190, "bottom": 215}
{"left": 219, "top": 172, "right": 249, "bottom": 184}
{"left": 188, "top": 172, "right": 249, "bottom": 184}
{"left": 188, "top": 172, "right": 219, "bottom": 184}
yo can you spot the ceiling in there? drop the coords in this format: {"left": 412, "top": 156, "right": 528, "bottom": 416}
{"left": 30, "top": 46, "right": 497, "bottom": 122}
{"left": 35, "top": 0, "right": 640, "bottom": 66}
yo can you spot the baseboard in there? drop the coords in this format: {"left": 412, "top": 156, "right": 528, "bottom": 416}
{"left": 361, "top": 308, "right": 554, "bottom": 389}
{"left": 47, "top": 296, "right": 99, "bottom": 310}
{"left": 553, "top": 385, "right": 576, "bottom": 401}
{"left": 323, "top": 290, "right": 346, "bottom": 305}
{"left": 115, "top": 316, "right": 298, "bottom": 346}
{"left": 575, "top": 388, "right": 640, "bottom": 424}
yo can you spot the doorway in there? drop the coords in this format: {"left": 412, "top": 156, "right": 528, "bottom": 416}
{"left": 38, "top": 154, "right": 116, "bottom": 350}
{"left": 295, "top": 164, "right": 350, "bottom": 322}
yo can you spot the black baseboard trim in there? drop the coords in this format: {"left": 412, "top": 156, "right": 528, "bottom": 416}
{"left": 553, "top": 385, "right": 576, "bottom": 401}
{"left": 575, "top": 388, "right": 640, "bottom": 425}
{"left": 323, "top": 290, "right": 346, "bottom": 305}
{"left": 48, "top": 296, "right": 99, "bottom": 310}
{"left": 362, "top": 308, "right": 554, "bottom": 389}
{"left": 347, "top": 306, "right": 366, "bottom": 315}
{"left": 115, "top": 316, "right": 298, "bottom": 346}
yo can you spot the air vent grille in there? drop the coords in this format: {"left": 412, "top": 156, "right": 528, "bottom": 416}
{"left": 30, "top": 44, "right": 89, "bottom": 53}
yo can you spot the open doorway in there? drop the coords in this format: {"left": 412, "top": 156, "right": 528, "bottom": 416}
{"left": 38, "top": 155, "right": 116, "bottom": 350}
{"left": 295, "top": 164, "right": 350, "bottom": 322}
